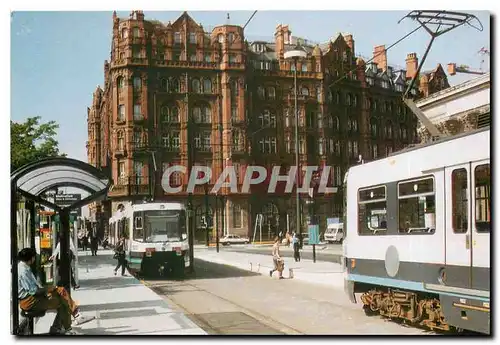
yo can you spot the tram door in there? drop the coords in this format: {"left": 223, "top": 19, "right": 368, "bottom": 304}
{"left": 444, "top": 160, "right": 490, "bottom": 290}
{"left": 444, "top": 164, "right": 472, "bottom": 289}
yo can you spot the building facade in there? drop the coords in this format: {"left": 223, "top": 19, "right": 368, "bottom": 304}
{"left": 416, "top": 72, "right": 490, "bottom": 142}
{"left": 87, "top": 11, "right": 449, "bottom": 241}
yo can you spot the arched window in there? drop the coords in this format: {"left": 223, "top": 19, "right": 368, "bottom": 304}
{"left": 301, "top": 87, "right": 309, "bottom": 96}
{"left": 336, "top": 92, "right": 341, "bottom": 104}
{"left": 171, "top": 78, "right": 179, "bottom": 93}
{"left": 346, "top": 93, "right": 352, "bottom": 106}
{"left": 133, "top": 77, "right": 141, "bottom": 91}
{"left": 203, "top": 79, "right": 212, "bottom": 93}
{"left": 192, "top": 107, "right": 201, "bottom": 123}
{"left": 218, "top": 33, "right": 224, "bottom": 43}
{"left": 267, "top": 87, "right": 276, "bottom": 100}
{"left": 160, "top": 106, "right": 169, "bottom": 122}
{"left": 121, "top": 28, "right": 128, "bottom": 39}
{"left": 202, "top": 106, "right": 211, "bottom": 123}
{"left": 327, "top": 91, "right": 333, "bottom": 103}
{"left": 160, "top": 78, "right": 168, "bottom": 90}
{"left": 170, "top": 106, "right": 179, "bottom": 122}
{"left": 117, "top": 76, "right": 124, "bottom": 89}
{"left": 353, "top": 94, "right": 358, "bottom": 107}
{"left": 334, "top": 116, "right": 340, "bottom": 131}
{"left": 192, "top": 79, "right": 201, "bottom": 93}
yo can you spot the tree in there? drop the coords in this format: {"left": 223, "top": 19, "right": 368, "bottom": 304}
{"left": 11, "top": 116, "right": 66, "bottom": 172}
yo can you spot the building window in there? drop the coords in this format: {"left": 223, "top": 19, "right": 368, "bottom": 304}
{"left": 259, "top": 137, "right": 277, "bottom": 154}
{"left": 190, "top": 54, "right": 197, "bottom": 62}
{"left": 228, "top": 33, "right": 234, "bottom": 43}
{"left": 160, "top": 78, "right": 168, "bottom": 90}
{"left": 267, "top": 87, "right": 276, "bottom": 100}
{"left": 218, "top": 33, "right": 224, "bottom": 43}
{"left": 452, "top": 168, "right": 468, "bottom": 234}
{"left": 358, "top": 185, "right": 387, "bottom": 235}
{"left": 370, "top": 120, "right": 377, "bottom": 137}
{"left": 257, "top": 86, "right": 265, "bottom": 99}
{"left": 317, "top": 113, "right": 323, "bottom": 129}
{"left": 174, "top": 32, "right": 181, "bottom": 44}
{"left": 398, "top": 177, "right": 435, "bottom": 234}
{"left": 203, "top": 79, "right": 212, "bottom": 93}
{"left": 334, "top": 166, "right": 342, "bottom": 186}
{"left": 346, "top": 93, "right": 352, "bottom": 106}
{"left": 232, "top": 203, "right": 242, "bottom": 228}
{"left": 133, "top": 161, "right": 144, "bottom": 185}
{"left": 132, "top": 48, "right": 141, "bottom": 59}
{"left": 117, "top": 77, "right": 124, "bottom": 89}
{"left": 133, "top": 104, "right": 142, "bottom": 119}
{"left": 229, "top": 54, "right": 237, "bottom": 64}
{"left": 475, "top": 164, "right": 490, "bottom": 232}
{"left": 202, "top": 131, "right": 211, "bottom": 151}
{"left": 232, "top": 130, "right": 241, "bottom": 151}
{"left": 117, "top": 159, "right": 126, "bottom": 179}
{"left": 372, "top": 144, "right": 378, "bottom": 159}
{"left": 194, "top": 133, "right": 202, "bottom": 148}
{"left": 171, "top": 78, "right": 180, "bottom": 93}
{"left": 336, "top": 92, "right": 341, "bottom": 104}
{"left": 259, "top": 110, "right": 276, "bottom": 128}
{"left": 117, "top": 131, "right": 124, "bottom": 151}
{"left": 133, "top": 27, "right": 140, "bottom": 37}
{"left": 299, "top": 138, "right": 306, "bottom": 154}
{"left": 204, "top": 54, "right": 211, "bottom": 63}
{"left": 231, "top": 106, "right": 238, "bottom": 123}
{"left": 316, "top": 86, "right": 321, "bottom": 102}
{"left": 327, "top": 91, "right": 333, "bottom": 103}
{"left": 192, "top": 79, "right": 201, "bottom": 93}
{"left": 118, "top": 105, "right": 125, "bottom": 121}
{"left": 301, "top": 64, "right": 308, "bottom": 72}
{"left": 189, "top": 32, "right": 196, "bottom": 44}
{"left": 301, "top": 87, "right": 309, "bottom": 96}
{"left": 202, "top": 106, "right": 211, "bottom": 123}
{"left": 133, "top": 77, "right": 141, "bottom": 91}
{"left": 318, "top": 138, "right": 324, "bottom": 155}
{"left": 121, "top": 28, "right": 128, "bottom": 39}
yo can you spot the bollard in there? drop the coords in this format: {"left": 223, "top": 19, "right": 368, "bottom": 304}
{"left": 250, "top": 263, "right": 253, "bottom": 271}
{"left": 289, "top": 268, "right": 294, "bottom": 279}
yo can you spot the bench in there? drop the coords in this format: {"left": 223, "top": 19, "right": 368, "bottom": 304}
{"left": 18, "top": 309, "right": 46, "bottom": 335}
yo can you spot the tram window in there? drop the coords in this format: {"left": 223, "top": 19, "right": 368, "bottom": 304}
{"left": 398, "top": 177, "right": 435, "bottom": 234}
{"left": 135, "top": 216, "right": 143, "bottom": 229}
{"left": 452, "top": 168, "right": 468, "bottom": 234}
{"left": 474, "top": 164, "right": 490, "bottom": 233}
{"left": 358, "top": 185, "right": 387, "bottom": 235}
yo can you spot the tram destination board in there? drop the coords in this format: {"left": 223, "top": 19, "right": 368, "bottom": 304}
{"left": 54, "top": 193, "right": 82, "bottom": 217}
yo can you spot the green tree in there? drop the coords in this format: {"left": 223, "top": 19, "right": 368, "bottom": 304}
{"left": 11, "top": 116, "right": 65, "bottom": 172}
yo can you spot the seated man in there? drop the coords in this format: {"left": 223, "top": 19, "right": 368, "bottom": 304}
{"left": 17, "top": 248, "right": 94, "bottom": 335}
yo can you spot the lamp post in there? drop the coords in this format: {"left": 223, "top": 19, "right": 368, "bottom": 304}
{"left": 284, "top": 48, "right": 307, "bottom": 247}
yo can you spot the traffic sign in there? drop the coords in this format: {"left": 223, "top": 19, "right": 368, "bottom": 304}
{"left": 308, "top": 224, "right": 320, "bottom": 245}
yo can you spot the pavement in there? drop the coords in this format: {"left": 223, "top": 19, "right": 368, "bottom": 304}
{"left": 194, "top": 247, "right": 345, "bottom": 288}
{"left": 33, "top": 250, "right": 206, "bottom": 335}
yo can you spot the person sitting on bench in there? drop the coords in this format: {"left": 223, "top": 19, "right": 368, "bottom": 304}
{"left": 17, "top": 248, "right": 94, "bottom": 335}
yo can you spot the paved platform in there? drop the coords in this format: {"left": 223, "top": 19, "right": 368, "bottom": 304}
{"left": 194, "top": 248, "right": 345, "bottom": 288}
{"left": 34, "top": 251, "right": 206, "bottom": 335}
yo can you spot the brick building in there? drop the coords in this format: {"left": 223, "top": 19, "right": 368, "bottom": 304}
{"left": 86, "top": 11, "right": 449, "bottom": 241}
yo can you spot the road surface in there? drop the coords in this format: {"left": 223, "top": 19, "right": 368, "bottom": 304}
{"left": 142, "top": 259, "right": 434, "bottom": 335}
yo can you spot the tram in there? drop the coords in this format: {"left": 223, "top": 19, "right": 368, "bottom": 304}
{"left": 109, "top": 202, "right": 189, "bottom": 277}
{"left": 343, "top": 127, "right": 490, "bottom": 334}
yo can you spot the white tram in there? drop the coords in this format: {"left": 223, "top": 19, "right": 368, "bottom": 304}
{"left": 343, "top": 127, "right": 490, "bottom": 334}
{"left": 109, "top": 202, "right": 190, "bottom": 277}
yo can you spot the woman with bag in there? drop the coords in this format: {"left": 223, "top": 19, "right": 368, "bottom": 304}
{"left": 113, "top": 236, "right": 127, "bottom": 276}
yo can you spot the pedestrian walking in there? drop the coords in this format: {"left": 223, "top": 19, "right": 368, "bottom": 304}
{"left": 269, "top": 236, "right": 284, "bottom": 279}
{"left": 292, "top": 233, "right": 301, "bottom": 262}
{"left": 50, "top": 232, "right": 80, "bottom": 289}
{"left": 113, "top": 236, "right": 127, "bottom": 276}
{"left": 90, "top": 230, "right": 99, "bottom": 256}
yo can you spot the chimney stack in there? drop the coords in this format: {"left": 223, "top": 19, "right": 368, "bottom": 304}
{"left": 373, "top": 45, "right": 387, "bottom": 72}
{"left": 343, "top": 34, "right": 355, "bottom": 56}
{"left": 406, "top": 53, "right": 419, "bottom": 80}
{"left": 275, "top": 24, "right": 285, "bottom": 59}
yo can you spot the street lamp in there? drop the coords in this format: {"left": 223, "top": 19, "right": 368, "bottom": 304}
{"left": 284, "top": 48, "right": 307, "bottom": 246}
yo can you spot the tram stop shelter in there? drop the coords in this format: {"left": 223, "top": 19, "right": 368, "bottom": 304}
{"left": 10, "top": 157, "right": 111, "bottom": 334}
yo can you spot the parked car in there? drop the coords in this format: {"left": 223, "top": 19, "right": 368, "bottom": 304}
{"left": 220, "top": 234, "right": 250, "bottom": 245}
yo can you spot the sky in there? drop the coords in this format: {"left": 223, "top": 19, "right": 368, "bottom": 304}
{"left": 11, "top": 10, "right": 490, "bottom": 164}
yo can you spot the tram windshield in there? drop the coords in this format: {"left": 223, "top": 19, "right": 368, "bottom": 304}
{"left": 133, "top": 210, "right": 186, "bottom": 243}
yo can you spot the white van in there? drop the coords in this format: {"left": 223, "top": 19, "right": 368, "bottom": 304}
{"left": 324, "top": 223, "right": 344, "bottom": 244}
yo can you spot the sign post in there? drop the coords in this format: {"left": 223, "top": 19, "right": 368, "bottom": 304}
{"left": 308, "top": 224, "right": 320, "bottom": 263}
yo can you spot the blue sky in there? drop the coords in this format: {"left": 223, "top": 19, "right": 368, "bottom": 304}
{"left": 11, "top": 10, "right": 490, "bottom": 162}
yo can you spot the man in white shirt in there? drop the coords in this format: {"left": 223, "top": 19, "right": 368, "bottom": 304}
{"left": 50, "top": 233, "right": 79, "bottom": 289}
